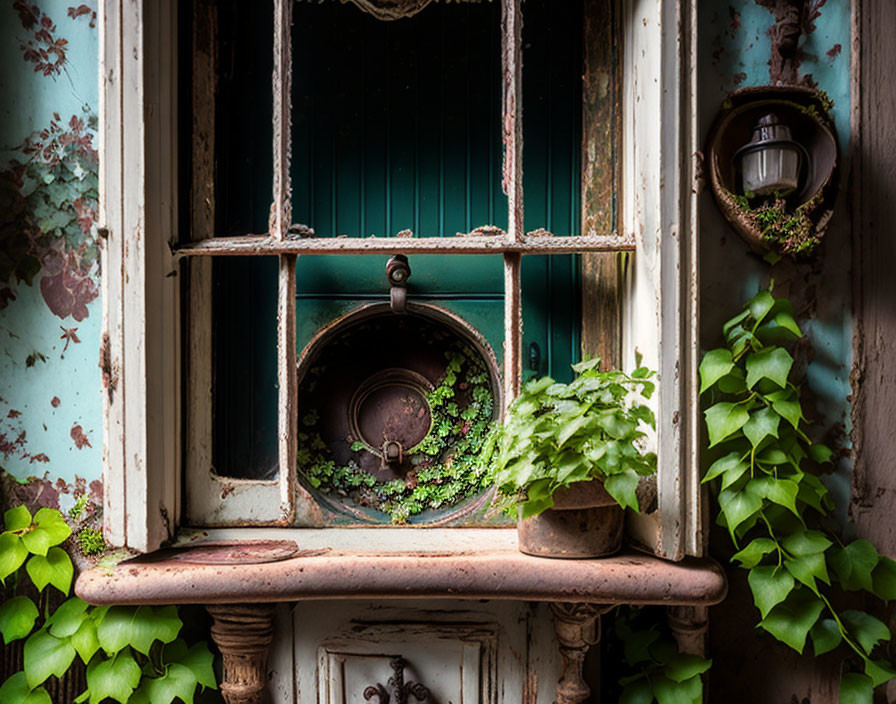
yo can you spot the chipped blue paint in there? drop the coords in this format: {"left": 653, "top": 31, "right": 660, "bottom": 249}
{"left": 699, "top": 1, "right": 853, "bottom": 527}
{"left": 0, "top": 2, "right": 101, "bottom": 490}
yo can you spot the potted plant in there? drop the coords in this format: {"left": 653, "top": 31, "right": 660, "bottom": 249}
{"left": 484, "top": 358, "right": 657, "bottom": 558}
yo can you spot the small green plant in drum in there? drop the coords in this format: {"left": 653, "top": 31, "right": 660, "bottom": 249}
{"left": 484, "top": 357, "right": 657, "bottom": 518}
{"left": 701, "top": 288, "right": 896, "bottom": 701}
{"left": 0, "top": 505, "right": 216, "bottom": 704}
{"left": 299, "top": 342, "right": 495, "bottom": 524}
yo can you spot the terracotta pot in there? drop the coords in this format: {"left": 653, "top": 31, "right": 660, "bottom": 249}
{"left": 517, "top": 479, "right": 624, "bottom": 559}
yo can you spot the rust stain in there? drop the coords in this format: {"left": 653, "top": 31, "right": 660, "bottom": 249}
{"left": 70, "top": 423, "right": 92, "bottom": 449}
{"left": 826, "top": 43, "right": 842, "bottom": 58}
{"left": 99, "top": 331, "right": 117, "bottom": 402}
{"left": 757, "top": 0, "right": 826, "bottom": 86}
{"left": 51, "top": 396, "right": 60, "bottom": 407}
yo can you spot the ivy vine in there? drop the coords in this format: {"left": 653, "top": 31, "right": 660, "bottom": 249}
{"left": 0, "top": 506, "right": 216, "bottom": 704}
{"left": 701, "top": 288, "right": 896, "bottom": 701}
{"left": 299, "top": 342, "right": 495, "bottom": 524}
{"left": 609, "top": 607, "right": 710, "bottom": 704}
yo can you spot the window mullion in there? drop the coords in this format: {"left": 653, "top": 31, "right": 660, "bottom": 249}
{"left": 274, "top": 0, "right": 297, "bottom": 521}
{"left": 501, "top": 0, "right": 523, "bottom": 409}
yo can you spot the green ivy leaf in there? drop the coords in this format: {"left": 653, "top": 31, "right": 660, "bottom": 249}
{"left": 165, "top": 640, "right": 217, "bottom": 690}
{"left": 718, "top": 483, "right": 763, "bottom": 538}
{"left": 758, "top": 591, "right": 825, "bottom": 654}
{"left": 871, "top": 557, "right": 896, "bottom": 601}
{"left": 0, "top": 596, "right": 39, "bottom": 644}
{"left": 652, "top": 673, "right": 702, "bottom": 704}
{"left": 664, "top": 653, "right": 711, "bottom": 683}
{"left": 619, "top": 678, "right": 654, "bottom": 704}
{"left": 841, "top": 611, "right": 891, "bottom": 655}
{"left": 749, "top": 476, "right": 799, "bottom": 517}
{"left": 771, "top": 394, "right": 803, "bottom": 430}
{"left": 134, "top": 663, "right": 198, "bottom": 704}
{"left": 702, "top": 452, "right": 746, "bottom": 485}
{"left": 97, "top": 606, "right": 182, "bottom": 657}
{"left": 23, "top": 629, "right": 77, "bottom": 688}
{"left": 0, "top": 533, "right": 28, "bottom": 583}
{"left": 731, "top": 538, "right": 777, "bottom": 569}
{"left": 747, "top": 290, "right": 776, "bottom": 325}
{"left": 829, "top": 540, "right": 879, "bottom": 592}
{"left": 85, "top": 649, "right": 142, "bottom": 704}
{"left": 745, "top": 348, "right": 793, "bottom": 390}
{"left": 863, "top": 657, "right": 896, "bottom": 688}
{"left": 46, "top": 598, "right": 89, "bottom": 638}
{"left": 840, "top": 673, "right": 874, "bottom": 704}
{"left": 771, "top": 310, "right": 802, "bottom": 338}
{"left": 810, "top": 619, "right": 842, "bottom": 656}
{"left": 604, "top": 470, "right": 641, "bottom": 513}
{"left": 698, "top": 349, "right": 735, "bottom": 394}
{"left": 25, "top": 548, "right": 73, "bottom": 594}
{"left": 622, "top": 630, "right": 661, "bottom": 666}
{"left": 809, "top": 444, "right": 833, "bottom": 463}
{"left": 748, "top": 566, "right": 795, "bottom": 619}
{"left": 743, "top": 407, "right": 780, "bottom": 449}
{"left": 704, "top": 402, "right": 750, "bottom": 447}
{"left": 782, "top": 529, "right": 832, "bottom": 557}
{"left": 722, "top": 309, "right": 750, "bottom": 337}
{"left": 24, "top": 509, "right": 72, "bottom": 554}
{"left": 0, "top": 672, "right": 52, "bottom": 704}
{"left": 71, "top": 618, "right": 101, "bottom": 664}
{"left": 5, "top": 505, "right": 32, "bottom": 532}
{"left": 784, "top": 553, "right": 830, "bottom": 594}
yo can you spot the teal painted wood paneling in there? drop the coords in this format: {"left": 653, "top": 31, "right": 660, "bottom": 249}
{"left": 211, "top": 0, "right": 584, "bottom": 480}
{"left": 291, "top": 0, "right": 583, "bottom": 384}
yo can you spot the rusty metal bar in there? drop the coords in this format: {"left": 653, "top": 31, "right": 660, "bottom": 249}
{"left": 501, "top": 0, "right": 524, "bottom": 242}
{"left": 176, "top": 234, "right": 634, "bottom": 257}
{"left": 503, "top": 253, "right": 522, "bottom": 409}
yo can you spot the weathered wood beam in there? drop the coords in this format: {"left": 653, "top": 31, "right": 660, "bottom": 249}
{"left": 176, "top": 234, "right": 634, "bottom": 257}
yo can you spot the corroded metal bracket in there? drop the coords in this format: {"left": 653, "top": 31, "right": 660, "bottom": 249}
{"left": 363, "top": 657, "right": 433, "bottom": 703}
{"left": 550, "top": 603, "right": 614, "bottom": 704}
{"left": 206, "top": 604, "right": 275, "bottom": 704}
{"left": 387, "top": 255, "right": 411, "bottom": 314}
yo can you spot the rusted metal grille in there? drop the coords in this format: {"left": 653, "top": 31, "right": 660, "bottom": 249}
{"left": 180, "top": 0, "right": 630, "bottom": 520}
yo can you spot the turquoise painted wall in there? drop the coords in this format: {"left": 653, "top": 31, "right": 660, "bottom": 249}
{"left": 699, "top": 1, "right": 854, "bottom": 525}
{"left": 0, "top": 2, "right": 102, "bottom": 511}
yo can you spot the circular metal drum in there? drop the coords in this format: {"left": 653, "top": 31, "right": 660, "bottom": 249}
{"left": 296, "top": 303, "right": 501, "bottom": 524}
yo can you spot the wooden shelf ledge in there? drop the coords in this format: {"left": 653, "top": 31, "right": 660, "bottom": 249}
{"left": 75, "top": 529, "right": 727, "bottom": 607}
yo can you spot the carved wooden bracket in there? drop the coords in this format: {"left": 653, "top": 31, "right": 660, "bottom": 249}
{"left": 206, "top": 604, "right": 276, "bottom": 704}
{"left": 550, "top": 603, "right": 613, "bottom": 704}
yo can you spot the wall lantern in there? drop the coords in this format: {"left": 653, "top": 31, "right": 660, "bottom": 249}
{"left": 735, "top": 113, "right": 808, "bottom": 198}
{"left": 705, "top": 86, "right": 839, "bottom": 257}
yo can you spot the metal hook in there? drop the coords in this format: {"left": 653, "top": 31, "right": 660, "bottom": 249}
{"left": 386, "top": 255, "right": 411, "bottom": 314}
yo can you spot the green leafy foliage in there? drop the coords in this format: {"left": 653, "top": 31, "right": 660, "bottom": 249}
{"left": 77, "top": 528, "right": 107, "bottom": 556}
{"left": 299, "top": 341, "right": 496, "bottom": 523}
{"left": 702, "top": 288, "right": 896, "bottom": 695}
{"left": 609, "top": 608, "right": 709, "bottom": 704}
{"left": 485, "top": 358, "right": 656, "bottom": 517}
{"left": 0, "top": 507, "right": 216, "bottom": 704}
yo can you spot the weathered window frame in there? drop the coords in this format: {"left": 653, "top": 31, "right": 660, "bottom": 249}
{"left": 100, "top": 0, "right": 700, "bottom": 559}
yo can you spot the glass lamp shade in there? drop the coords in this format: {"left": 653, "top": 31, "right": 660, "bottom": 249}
{"left": 735, "top": 113, "right": 806, "bottom": 197}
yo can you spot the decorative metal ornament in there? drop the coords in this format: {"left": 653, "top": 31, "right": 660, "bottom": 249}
{"left": 362, "top": 658, "right": 433, "bottom": 703}
{"left": 346, "top": 0, "right": 435, "bottom": 20}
